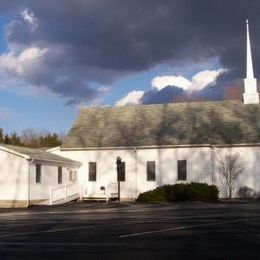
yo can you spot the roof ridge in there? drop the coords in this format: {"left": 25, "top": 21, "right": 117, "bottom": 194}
{"left": 79, "top": 100, "right": 245, "bottom": 112}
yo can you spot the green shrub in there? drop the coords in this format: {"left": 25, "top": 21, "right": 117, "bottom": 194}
{"left": 137, "top": 186, "right": 168, "bottom": 202}
{"left": 136, "top": 182, "right": 219, "bottom": 202}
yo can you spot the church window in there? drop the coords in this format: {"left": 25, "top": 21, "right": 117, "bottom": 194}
{"left": 89, "top": 162, "right": 97, "bottom": 181}
{"left": 69, "top": 170, "right": 73, "bottom": 181}
{"left": 147, "top": 161, "right": 156, "bottom": 181}
{"left": 74, "top": 171, "right": 78, "bottom": 182}
{"left": 118, "top": 162, "right": 125, "bottom": 182}
{"left": 178, "top": 160, "right": 187, "bottom": 181}
{"left": 36, "top": 164, "right": 41, "bottom": 184}
{"left": 58, "top": 167, "right": 62, "bottom": 184}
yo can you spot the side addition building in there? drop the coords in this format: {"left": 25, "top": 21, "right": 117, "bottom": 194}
{"left": 0, "top": 144, "right": 81, "bottom": 207}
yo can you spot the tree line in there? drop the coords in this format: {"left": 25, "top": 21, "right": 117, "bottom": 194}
{"left": 0, "top": 128, "right": 64, "bottom": 148}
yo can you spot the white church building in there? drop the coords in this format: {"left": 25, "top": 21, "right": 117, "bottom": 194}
{"left": 0, "top": 20, "right": 259, "bottom": 207}
{"left": 51, "top": 20, "right": 260, "bottom": 201}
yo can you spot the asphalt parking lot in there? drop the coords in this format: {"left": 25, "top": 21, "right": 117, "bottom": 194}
{"left": 0, "top": 201, "right": 259, "bottom": 259}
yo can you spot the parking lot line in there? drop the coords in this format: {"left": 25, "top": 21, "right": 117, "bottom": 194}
{"left": 118, "top": 202, "right": 135, "bottom": 206}
{"left": 119, "top": 217, "right": 259, "bottom": 238}
{"left": 0, "top": 225, "right": 96, "bottom": 239}
{"left": 0, "top": 242, "right": 119, "bottom": 246}
{"left": 0, "top": 219, "right": 152, "bottom": 239}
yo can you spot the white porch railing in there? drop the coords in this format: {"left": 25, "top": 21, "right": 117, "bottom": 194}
{"left": 49, "top": 183, "right": 79, "bottom": 205}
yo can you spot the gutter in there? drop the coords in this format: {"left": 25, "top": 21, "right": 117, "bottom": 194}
{"left": 210, "top": 145, "right": 216, "bottom": 185}
{"left": 60, "top": 144, "right": 213, "bottom": 151}
{"left": 60, "top": 142, "right": 260, "bottom": 151}
{"left": 29, "top": 157, "right": 82, "bottom": 167}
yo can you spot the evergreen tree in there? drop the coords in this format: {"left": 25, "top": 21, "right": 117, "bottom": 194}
{"left": 9, "top": 132, "right": 22, "bottom": 146}
{"left": 0, "top": 129, "right": 4, "bottom": 143}
{"left": 4, "top": 134, "right": 11, "bottom": 144}
{"left": 0, "top": 128, "right": 62, "bottom": 148}
{"left": 39, "top": 133, "right": 62, "bottom": 147}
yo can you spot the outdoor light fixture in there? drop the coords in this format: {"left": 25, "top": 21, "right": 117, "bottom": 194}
{"left": 116, "top": 156, "right": 122, "bottom": 201}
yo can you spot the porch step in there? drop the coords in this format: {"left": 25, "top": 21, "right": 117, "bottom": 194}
{"left": 82, "top": 193, "right": 119, "bottom": 201}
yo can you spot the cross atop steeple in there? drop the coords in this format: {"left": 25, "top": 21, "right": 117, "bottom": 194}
{"left": 243, "top": 20, "right": 259, "bottom": 104}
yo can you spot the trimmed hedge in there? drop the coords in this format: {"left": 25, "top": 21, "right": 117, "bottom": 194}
{"left": 136, "top": 183, "right": 219, "bottom": 202}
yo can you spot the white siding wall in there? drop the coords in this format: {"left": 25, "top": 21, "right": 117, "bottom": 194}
{"left": 136, "top": 147, "right": 212, "bottom": 194}
{"left": 0, "top": 150, "right": 28, "bottom": 201}
{"left": 29, "top": 163, "right": 78, "bottom": 201}
{"left": 53, "top": 147, "right": 213, "bottom": 199}
{"left": 52, "top": 150, "right": 136, "bottom": 199}
{"left": 53, "top": 145, "right": 260, "bottom": 199}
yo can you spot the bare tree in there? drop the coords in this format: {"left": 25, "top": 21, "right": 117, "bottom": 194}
{"left": 20, "top": 128, "right": 38, "bottom": 147}
{"left": 216, "top": 153, "right": 244, "bottom": 199}
{"left": 223, "top": 79, "right": 243, "bottom": 101}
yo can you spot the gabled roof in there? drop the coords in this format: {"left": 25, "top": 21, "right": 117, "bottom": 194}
{"left": 61, "top": 101, "right": 260, "bottom": 149}
{"left": 0, "top": 144, "right": 81, "bottom": 165}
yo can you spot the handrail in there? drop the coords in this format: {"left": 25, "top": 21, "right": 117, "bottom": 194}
{"left": 51, "top": 182, "right": 78, "bottom": 192}
{"left": 50, "top": 182, "right": 79, "bottom": 205}
{"left": 66, "top": 182, "right": 78, "bottom": 188}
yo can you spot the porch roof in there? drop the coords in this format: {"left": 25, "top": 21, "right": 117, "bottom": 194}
{"left": 0, "top": 144, "right": 81, "bottom": 166}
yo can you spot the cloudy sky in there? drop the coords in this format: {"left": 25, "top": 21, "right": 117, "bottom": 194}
{"left": 0, "top": 0, "right": 259, "bottom": 133}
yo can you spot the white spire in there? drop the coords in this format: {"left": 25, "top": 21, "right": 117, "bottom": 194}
{"left": 243, "top": 20, "right": 259, "bottom": 104}
{"left": 246, "top": 20, "right": 254, "bottom": 79}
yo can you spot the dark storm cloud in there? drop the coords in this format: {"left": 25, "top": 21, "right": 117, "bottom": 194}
{"left": 142, "top": 86, "right": 185, "bottom": 104}
{"left": 3, "top": 0, "right": 260, "bottom": 104}
{"left": 140, "top": 79, "right": 245, "bottom": 105}
{"left": 0, "top": 1, "right": 22, "bottom": 14}
{"left": 139, "top": 84, "right": 218, "bottom": 105}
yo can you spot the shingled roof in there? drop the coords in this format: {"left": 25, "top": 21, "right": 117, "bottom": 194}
{"left": 0, "top": 144, "right": 81, "bottom": 165}
{"left": 62, "top": 101, "right": 260, "bottom": 149}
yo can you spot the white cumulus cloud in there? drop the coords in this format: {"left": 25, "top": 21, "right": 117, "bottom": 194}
{"left": 151, "top": 75, "right": 192, "bottom": 90}
{"left": 190, "top": 68, "right": 226, "bottom": 91}
{"left": 0, "top": 47, "right": 48, "bottom": 77}
{"left": 151, "top": 68, "right": 225, "bottom": 92}
{"left": 115, "top": 68, "right": 226, "bottom": 106}
{"left": 116, "top": 90, "right": 144, "bottom": 106}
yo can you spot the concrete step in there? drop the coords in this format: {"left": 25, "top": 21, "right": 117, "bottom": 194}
{"left": 82, "top": 193, "right": 119, "bottom": 201}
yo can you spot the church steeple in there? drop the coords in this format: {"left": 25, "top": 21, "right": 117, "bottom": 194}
{"left": 243, "top": 20, "right": 259, "bottom": 104}
{"left": 246, "top": 20, "right": 254, "bottom": 79}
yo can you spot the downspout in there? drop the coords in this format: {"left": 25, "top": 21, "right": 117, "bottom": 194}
{"left": 210, "top": 145, "right": 216, "bottom": 185}
{"left": 134, "top": 147, "right": 137, "bottom": 198}
{"left": 27, "top": 159, "right": 33, "bottom": 207}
